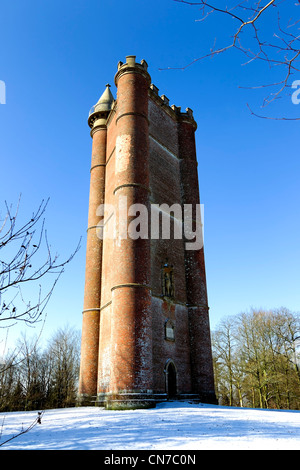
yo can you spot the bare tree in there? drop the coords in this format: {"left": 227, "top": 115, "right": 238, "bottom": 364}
{"left": 0, "top": 196, "right": 81, "bottom": 330}
{"left": 212, "top": 316, "right": 237, "bottom": 406}
{"left": 47, "top": 326, "right": 81, "bottom": 408}
{"left": 213, "top": 308, "right": 300, "bottom": 409}
{"left": 0, "top": 325, "right": 81, "bottom": 413}
{"left": 168, "top": 0, "right": 300, "bottom": 119}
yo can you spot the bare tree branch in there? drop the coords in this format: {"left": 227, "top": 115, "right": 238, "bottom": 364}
{"left": 0, "top": 411, "right": 44, "bottom": 447}
{"left": 247, "top": 102, "right": 300, "bottom": 119}
{"left": 167, "top": 0, "right": 300, "bottom": 119}
{"left": 0, "top": 196, "right": 81, "bottom": 328}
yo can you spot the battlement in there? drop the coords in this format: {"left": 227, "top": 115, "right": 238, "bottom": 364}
{"left": 114, "top": 56, "right": 197, "bottom": 129}
{"left": 149, "top": 82, "right": 196, "bottom": 129}
{"left": 114, "top": 55, "right": 151, "bottom": 87}
{"left": 117, "top": 55, "right": 149, "bottom": 72}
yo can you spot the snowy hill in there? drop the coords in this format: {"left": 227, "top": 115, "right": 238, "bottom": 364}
{"left": 0, "top": 401, "right": 299, "bottom": 450}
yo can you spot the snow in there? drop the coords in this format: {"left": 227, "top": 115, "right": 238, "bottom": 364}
{"left": 0, "top": 401, "right": 299, "bottom": 450}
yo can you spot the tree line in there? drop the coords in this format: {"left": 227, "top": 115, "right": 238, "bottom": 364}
{"left": 212, "top": 308, "right": 300, "bottom": 410}
{"left": 0, "top": 326, "right": 80, "bottom": 412}
{"left": 0, "top": 197, "right": 81, "bottom": 413}
{"left": 0, "top": 309, "right": 299, "bottom": 412}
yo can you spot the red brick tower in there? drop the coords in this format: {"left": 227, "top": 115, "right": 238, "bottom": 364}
{"left": 78, "top": 56, "right": 217, "bottom": 408}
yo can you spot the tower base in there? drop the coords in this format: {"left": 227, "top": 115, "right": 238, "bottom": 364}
{"left": 76, "top": 391, "right": 218, "bottom": 410}
{"left": 76, "top": 394, "right": 98, "bottom": 407}
{"left": 96, "top": 392, "right": 159, "bottom": 410}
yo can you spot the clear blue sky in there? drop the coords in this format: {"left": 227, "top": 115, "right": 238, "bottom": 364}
{"left": 1, "top": 0, "right": 299, "bottom": 350}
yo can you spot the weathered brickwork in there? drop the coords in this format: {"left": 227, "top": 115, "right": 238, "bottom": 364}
{"left": 78, "top": 56, "right": 217, "bottom": 408}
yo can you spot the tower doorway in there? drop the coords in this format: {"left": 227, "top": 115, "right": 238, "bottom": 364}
{"left": 166, "top": 361, "right": 177, "bottom": 399}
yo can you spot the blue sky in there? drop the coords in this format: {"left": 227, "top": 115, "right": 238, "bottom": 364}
{"left": 1, "top": 0, "right": 299, "bottom": 350}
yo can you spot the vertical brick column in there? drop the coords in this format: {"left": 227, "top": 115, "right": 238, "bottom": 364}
{"left": 78, "top": 119, "right": 107, "bottom": 404}
{"left": 178, "top": 113, "right": 217, "bottom": 404}
{"left": 108, "top": 56, "right": 154, "bottom": 408}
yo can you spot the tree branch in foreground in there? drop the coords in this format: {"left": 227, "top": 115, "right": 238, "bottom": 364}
{"left": 0, "top": 411, "right": 44, "bottom": 447}
{"left": 0, "top": 196, "right": 81, "bottom": 328}
{"left": 167, "top": 0, "right": 300, "bottom": 119}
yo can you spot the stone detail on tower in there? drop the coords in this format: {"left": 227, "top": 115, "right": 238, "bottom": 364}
{"left": 161, "top": 260, "right": 174, "bottom": 299}
{"left": 78, "top": 56, "right": 217, "bottom": 409}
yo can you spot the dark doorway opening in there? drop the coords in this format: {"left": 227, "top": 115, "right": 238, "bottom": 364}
{"left": 167, "top": 362, "right": 177, "bottom": 399}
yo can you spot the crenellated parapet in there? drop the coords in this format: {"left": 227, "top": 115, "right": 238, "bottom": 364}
{"left": 114, "top": 55, "right": 151, "bottom": 87}
{"left": 149, "top": 82, "right": 197, "bottom": 131}
{"left": 88, "top": 56, "right": 197, "bottom": 134}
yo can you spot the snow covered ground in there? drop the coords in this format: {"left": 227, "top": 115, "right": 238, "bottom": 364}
{"left": 0, "top": 401, "right": 299, "bottom": 450}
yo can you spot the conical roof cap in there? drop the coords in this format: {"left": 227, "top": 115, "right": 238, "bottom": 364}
{"left": 93, "top": 84, "right": 114, "bottom": 113}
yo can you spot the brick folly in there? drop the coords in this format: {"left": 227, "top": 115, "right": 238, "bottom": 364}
{"left": 78, "top": 56, "right": 217, "bottom": 409}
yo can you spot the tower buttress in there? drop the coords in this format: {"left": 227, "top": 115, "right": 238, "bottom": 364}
{"left": 78, "top": 85, "right": 114, "bottom": 405}
{"left": 105, "top": 56, "right": 154, "bottom": 409}
{"left": 178, "top": 113, "right": 216, "bottom": 403}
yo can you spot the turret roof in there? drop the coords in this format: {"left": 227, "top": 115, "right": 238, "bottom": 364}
{"left": 93, "top": 84, "right": 114, "bottom": 113}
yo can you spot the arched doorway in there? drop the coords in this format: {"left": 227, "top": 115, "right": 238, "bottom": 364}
{"left": 166, "top": 361, "right": 177, "bottom": 399}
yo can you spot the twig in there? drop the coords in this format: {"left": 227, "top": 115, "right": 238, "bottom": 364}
{"left": 0, "top": 411, "right": 44, "bottom": 447}
{"left": 168, "top": 0, "right": 300, "bottom": 116}
{"left": 247, "top": 102, "right": 300, "bottom": 120}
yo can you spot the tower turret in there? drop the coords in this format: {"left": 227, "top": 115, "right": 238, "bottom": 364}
{"left": 88, "top": 84, "right": 114, "bottom": 128}
{"left": 78, "top": 84, "right": 114, "bottom": 405}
